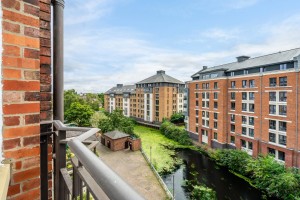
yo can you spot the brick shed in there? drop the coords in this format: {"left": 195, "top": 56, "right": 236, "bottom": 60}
{"left": 101, "top": 131, "right": 141, "bottom": 151}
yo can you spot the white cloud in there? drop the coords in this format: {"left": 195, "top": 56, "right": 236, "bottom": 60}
{"left": 64, "top": 9, "right": 300, "bottom": 93}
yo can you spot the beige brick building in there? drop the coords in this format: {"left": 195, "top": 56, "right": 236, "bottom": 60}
{"left": 105, "top": 70, "right": 185, "bottom": 123}
{"left": 185, "top": 48, "right": 300, "bottom": 168}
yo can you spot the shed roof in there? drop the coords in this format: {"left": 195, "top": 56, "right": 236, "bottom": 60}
{"left": 104, "top": 130, "right": 129, "bottom": 139}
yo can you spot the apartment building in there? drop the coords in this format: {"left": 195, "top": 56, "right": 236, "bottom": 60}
{"left": 105, "top": 70, "right": 185, "bottom": 122}
{"left": 185, "top": 48, "right": 300, "bottom": 168}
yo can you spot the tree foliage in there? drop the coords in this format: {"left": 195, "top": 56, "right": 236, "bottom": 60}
{"left": 98, "top": 109, "right": 137, "bottom": 137}
{"left": 65, "top": 102, "right": 94, "bottom": 127}
{"left": 160, "top": 121, "right": 192, "bottom": 145}
{"left": 210, "top": 149, "right": 300, "bottom": 199}
{"left": 170, "top": 112, "right": 185, "bottom": 124}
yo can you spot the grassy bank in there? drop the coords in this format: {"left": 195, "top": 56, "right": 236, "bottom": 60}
{"left": 134, "top": 125, "right": 185, "bottom": 174}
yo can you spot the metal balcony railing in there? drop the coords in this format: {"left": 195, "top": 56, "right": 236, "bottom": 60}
{"left": 53, "top": 120, "right": 144, "bottom": 200}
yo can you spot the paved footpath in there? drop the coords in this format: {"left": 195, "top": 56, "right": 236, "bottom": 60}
{"left": 96, "top": 144, "right": 167, "bottom": 200}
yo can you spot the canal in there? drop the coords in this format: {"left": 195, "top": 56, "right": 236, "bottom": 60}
{"left": 162, "top": 148, "right": 265, "bottom": 200}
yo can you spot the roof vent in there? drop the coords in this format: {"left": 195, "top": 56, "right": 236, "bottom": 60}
{"left": 116, "top": 84, "right": 123, "bottom": 88}
{"left": 236, "top": 56, "right": 250, "bottom": 62}
{"left": 203, "top": 66, "right": 208, "bottom": 70}
{"left": 157, "top": 70, "right": 165, "bottom": 75}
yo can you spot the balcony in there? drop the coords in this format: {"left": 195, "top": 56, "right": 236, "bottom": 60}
{"left": 45, "top": 120, "right": 143, "bottom": 200}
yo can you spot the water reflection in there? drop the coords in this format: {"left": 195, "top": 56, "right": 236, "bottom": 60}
{"left": 163, "top": 149, "right": 264, "bottom": 200}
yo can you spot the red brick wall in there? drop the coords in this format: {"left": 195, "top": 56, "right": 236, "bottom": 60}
{"left": 2, "top": 0, "right": 52, "bottom": 199}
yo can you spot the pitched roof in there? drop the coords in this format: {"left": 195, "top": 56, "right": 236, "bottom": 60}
{"left": 196, "top": 48, "right": 300, "bottom": 75}
{"left": 105, "top": 85, "right": 136, "bottom": 94}
{"left": 104, "top": 130, "right": 129, "bottom": 139}
{"left": 136, "top": 70, "right": 184, "bottom": 84}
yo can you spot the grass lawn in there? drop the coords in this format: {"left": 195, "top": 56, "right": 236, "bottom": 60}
{"left": 134, "top": 125, "right": 183, "bottom": 174}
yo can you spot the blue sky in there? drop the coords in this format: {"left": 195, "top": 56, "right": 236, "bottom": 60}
{"left": 64, "top": 0, "right": 300, "bottom": 93}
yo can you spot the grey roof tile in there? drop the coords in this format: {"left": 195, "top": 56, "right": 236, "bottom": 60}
{"left": 105, "top": 85, "right": 136, "bottom": 94}
{"left": 136, "top": 70, "right": 184, "bottom": 84}
{"left": 197, "top": 48, "right": 300, "bottom": 74}
{"left": 104, "top": 130, "right": 129, "bottom": 139}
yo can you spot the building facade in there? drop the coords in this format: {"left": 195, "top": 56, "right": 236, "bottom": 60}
{"left": 105, "top": 70, "right": 185, "bottom": 123}
{"left": 186, "top": 48, "right": 300, "bottom": 168}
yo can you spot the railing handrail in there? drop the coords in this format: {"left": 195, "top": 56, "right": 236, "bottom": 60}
{"left": 53, "top": 120, "right": 144, "bottom": 200}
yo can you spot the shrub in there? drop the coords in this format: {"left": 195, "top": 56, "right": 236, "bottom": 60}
{"left": 191, "top": 185, "right": 217, "bottom": 200}
{"left": 160, "top": 121, "right": 192, "bottom": 145}
{"left": 170, "top": 112, "right": 185, "bottom": 124}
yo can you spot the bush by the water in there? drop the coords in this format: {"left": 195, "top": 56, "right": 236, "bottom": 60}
{"left": 160, "top": 121, "right": 192, "bottom": 145}
{"left": 210, "top": 149, "right": 300, "bottom": 200}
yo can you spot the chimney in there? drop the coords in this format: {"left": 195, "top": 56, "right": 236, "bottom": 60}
{"left": 157, "top": 70, "right": 165, "bottom": 75}
{"left": 236, "top": 56, "right": 250, "bottom": 62}
{"left": 203, "top": 66, "right": 208, "bottom": 70}
{"left": 117, "top": 84, "right": 123, "bottom": 88}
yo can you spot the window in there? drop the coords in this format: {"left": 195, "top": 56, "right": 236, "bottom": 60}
{"left": 269, "top": 120, "right": 276, "bottom": 130}
{"left": 214, "top": 113, "right": 218, "bottom": 120}
{"left": 202, "top": 101, "right": 205, "bottom": 107}
{"left": 196, "top": 110, "right": 199, "bottom": 116}
{"left": 269, "top": 105, "right": 276, "bottom": 114}
{"left": 249, "top": 92, "right": 255, "bottom": 100}
{"left": 206, "top": 92, "right": 210, "bottom": 99}
{"left": 214, "top": 92, "right": 218, "bottom": 99}
{"left": 269, "top": 78, "right": 277, "bottom": 87}
{"left": 196, "top": 118, "right": 199, "bottom": 124}
{"left": 231, "top": 102, "right": 236, "bottom": 110}
{"left": 279, "top": 77, "right": 287, "bottom": 86}
{"left": 242, "top": 103, "right": 247, "bottom": 111}
{"left": 214, "top": 122, "right": 218, "bottom": 129}
{"left": 196, "top": 127, "right": 198, "bottom": 133}
{"left": 279, "top": 121, "right": 287, "bottom": 132}
{"left": 244, "top": 70, "right": 248, "bottom": 75}
{"left": 202, "top": 92, "right": 205, "bottom": 99}
{"left": 214, "top": 132, "right": 218, "bottom": 140}
{"left": 206, "top": 112, "right": 209, "bottom": 118}
{"left": 269, "top": 92, "right": 276, "bottom": 101}
{"left": 231, "top": 72, "right": 235, "bottom": 76}
{"left": 241, "top": 140, "right": 253, "bottom": 150}
{"left": 249, "top": 80, "right": 255, "bottom": 88}
{"left": 196, "top": 93, "right": 199, "bottom": 98}
{"left": 242, "top": 80, "right": 247, "bottom": 88}
{"left": 214, "top": 102, "right": 218, "bottom": 109}
{"left": 269, "top": 133, "right": 276, "bottom": 143}
{"left": 231, "top": 124, "right": 235, "bottom": 132}
{"left": 231, "top": 92, "right": 236, "bottom": 100}
{"left": 279, "top": 135, "right": 286, "bottom": 146}
{"left": 202, "top": 119, "right": 205, "bottom": 126}
{"left": 242, "top": 116, "right": 247, "bottom": 124}
{"left": 279, "top": 105, "right": 287, "bottom": 116}
{"left": 230, "top": 136, "right": 235, "bottom": 144}
{"left": 249, "top": 128, "right": 254, "bottom": 137}
{"left": 249, "top": 104, "right": 255, "bottom": 112}
{"left": 249, "top": 117, "right": 254, "bottom": 125}
{"left": 196, "top": 100, "right": 199, "bottom": 107}
{"left": 242, "top": 92, "right": 247, "bottom": 100}
{"left": 206, "top": 83, "right": 209, "bottom": 89}
{"left": 202, "top": 111, "right": 205, "bottom": 117}
{"left": 206, "top": 101, "right": 209, "bottom": 108}
{"left": 202, "top": 83, "right": 205, "bottom": 89}
{"left": 279, "top": 92, "right": 287, "bottom": 102}
{"left": 231, "top": 81, "right": 236, "bottom": 88}
{"left": 242, "top": 127, "right": 247, "bottom": 135}
{"left": 231, "top": 114, "right": 235, "bottom": 122}
{"left": 214, "top": 82, "right": 218, "bottom": 89}
{"left": 280, "top": 64, "right": 287, "bottom": 70}
{"left": 268, "top": 148, "right": 285, "bottom": 161}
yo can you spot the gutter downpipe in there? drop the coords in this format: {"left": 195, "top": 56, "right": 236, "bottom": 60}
{"left": 53, "top": 0, "right": 64, "bottom": 121}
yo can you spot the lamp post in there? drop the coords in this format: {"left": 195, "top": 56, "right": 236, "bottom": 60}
{"left": 150, "top": 146, "right": 152, "bottom": 163}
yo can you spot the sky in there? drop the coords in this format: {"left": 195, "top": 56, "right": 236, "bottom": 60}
{"left": 64, "top": 0, "right": 300, "bottom": 93}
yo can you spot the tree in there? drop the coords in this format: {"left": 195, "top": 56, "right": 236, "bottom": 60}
{"left": 170, "top": 112, "right": 185, "bottom": 124}
{"left": 98, "top": 93, "right": 104, "bottom": 108}
{"left": 65, "top": 102, "right": 94, "bottom": 127}
{"left": 98, "top": 109, "right": 137, "bottom": 137}
{"left": 64, "top": 89, "right": 83, "bottom": 113}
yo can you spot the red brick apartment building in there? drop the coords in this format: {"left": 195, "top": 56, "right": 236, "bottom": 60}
{"left": 104, "top": 70, "right": 185, "bottom": 123}
{"left": 185, "top": 48, "right": 300, "bottom": 168}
